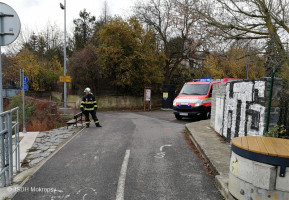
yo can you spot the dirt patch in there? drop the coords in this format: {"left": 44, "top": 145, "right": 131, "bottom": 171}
{"left": 184, "top": 131, "right": 215, "bottom": 177}
{"left": 21, "top": 158, "right": 30, "bottom": 168}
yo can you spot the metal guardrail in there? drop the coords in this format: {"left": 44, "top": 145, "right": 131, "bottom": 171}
{"left": 55, "top": 101, "right": 77, "bottom": 115}
{"left": 0, "top": 107, "right": 20, "bottom": 187}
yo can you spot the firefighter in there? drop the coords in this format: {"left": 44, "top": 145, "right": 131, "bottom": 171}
{"left": 80, "top": 88, "right": 102, "bottom": 128}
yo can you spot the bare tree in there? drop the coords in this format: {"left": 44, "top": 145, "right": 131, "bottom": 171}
{"left": 102, "top": 0, "right": 111, "bottom": 24}
{"left": 134, "top": 0, "right": 211, "bottom": 84}
{"left": 198, "top": 0, "right": 289, "bottom": 74}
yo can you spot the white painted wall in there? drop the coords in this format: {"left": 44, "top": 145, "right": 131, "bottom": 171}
{"left": 212, "top": 80, "right": 267, "bottom": 141}
{"left": 214, "top": 97, "right": 224, "bottom": 134}
{"left": 223, "top": 81, "right": 266, "bottom": 140}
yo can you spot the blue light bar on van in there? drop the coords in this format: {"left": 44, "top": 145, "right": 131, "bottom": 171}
{"left": 199, "top": 78, "right": 211, "bottom": 82}
{"left": 193, "top": 78, "right": 211, "bottom": 82}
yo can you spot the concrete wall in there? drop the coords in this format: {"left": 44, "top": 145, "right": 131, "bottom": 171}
{"left": 52, "top": 92, "right": 161, "bottom": 109}
{"left": 211, "top": 78, "right": 282, "bottom": 141}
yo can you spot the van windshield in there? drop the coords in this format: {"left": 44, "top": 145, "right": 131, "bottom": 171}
{"left": 179, "top": 84, "right": 210, "bottom": 95}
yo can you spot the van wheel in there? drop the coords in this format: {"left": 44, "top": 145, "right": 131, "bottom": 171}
{"left": 203, "top": 110, "right": 211, "bottom": 119}
{"left": 175, "top": 114, "right": 183, "bottom": 120}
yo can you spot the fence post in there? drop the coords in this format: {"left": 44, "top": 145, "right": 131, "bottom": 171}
{"left": 5, "top": 129, "right": 9, "bottom": 186}
{"left": 265, "top": 71, "right": 275, "bottom": 133}
{"left": 16, "top": 109, "right": 20, "bottom": 172}
{"left": 8, "top": 111, "right": 13, "bottom": 184}
{"left": 0, "top": 131, "right": 6, "bottom": 187}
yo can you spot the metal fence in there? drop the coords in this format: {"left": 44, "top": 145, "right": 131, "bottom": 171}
{"left": 55, "top": 101, "right": 77, "bottom": 115}
{"left": 0, "top": 107, "right": 20, "bottom": 187}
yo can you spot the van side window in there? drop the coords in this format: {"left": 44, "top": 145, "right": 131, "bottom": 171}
{"left": 209, "top": 86, "right": 213, "bottom": 97}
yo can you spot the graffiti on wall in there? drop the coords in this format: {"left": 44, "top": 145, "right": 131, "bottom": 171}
{"left": 222, "top": 81, "right": 266, "bottom": 141}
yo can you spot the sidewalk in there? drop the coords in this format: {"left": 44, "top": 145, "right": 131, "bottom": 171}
{"left": 18, "top": 132, "right": 40, "bottom": 163}
{"left": 0, "top": 125, "right": 83, "bottom": 200}
{"left": 186, "top": 120, "right": 234, "bottom": 200}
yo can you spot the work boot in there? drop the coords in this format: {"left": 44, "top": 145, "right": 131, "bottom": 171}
{"left": 96, "top": 123, "right": 102, "bottom": 127}
{"left": 86, "top": 124, "right": 90, "bottom": 128}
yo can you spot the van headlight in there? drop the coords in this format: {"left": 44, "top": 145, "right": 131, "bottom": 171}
{"left": 194, "top": 100, "right": 203, "bottom": 107}
{"left": 173, "top": 100, "right": 177, "bottom": 106}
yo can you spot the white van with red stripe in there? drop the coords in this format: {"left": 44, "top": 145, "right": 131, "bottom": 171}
{"left": 173, "top": 78, "right": 240, "bottom": 120}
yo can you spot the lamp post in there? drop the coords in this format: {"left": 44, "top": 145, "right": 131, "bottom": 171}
{"left": 60, "top": 0, "right": 67, "bottom": 108}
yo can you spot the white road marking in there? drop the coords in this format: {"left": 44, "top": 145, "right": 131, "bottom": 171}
{"left": 206, "top": 127, "right": 211, "bottom": 129}
{"left": 116, "top": 149, "right": 131, "bottom": 200}
{"left": 154, "top": 152, "right": 166, "bottom": 158}
{"left": 160, "top": 144, "right": 172, "bottom": 152}
{"left": 154, "top": 145, "right": 172, "bottom": 158}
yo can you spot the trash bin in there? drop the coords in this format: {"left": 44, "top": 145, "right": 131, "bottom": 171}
{"left": 162, "top": 84, "right": 176, "bottom": 109}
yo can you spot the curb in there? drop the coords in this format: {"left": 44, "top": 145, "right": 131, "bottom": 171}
{"left": 185, "top": 125, "right": 235, "bottom": 200}
{"left": 186, "top": 132, "right": 219, "bottom": 175}
{"left": 1, "top": 126, "right": 85, "bottom": 200}
{"left": 215, "top": 175, "right": 235, "bottom": 200}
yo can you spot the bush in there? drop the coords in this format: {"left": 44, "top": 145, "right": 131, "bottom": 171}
{"left": 265, "top": 125, "right": 289, "bottom": 139}
{"left": 7, "top": 94, "right": 64, "bottom": 131}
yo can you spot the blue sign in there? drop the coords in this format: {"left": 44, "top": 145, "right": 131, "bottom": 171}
{"left": 23, "top": 76, "right": 29, "bottom": 84}
{"left": 24, "top": 84, "right": 29, "bottom": 91}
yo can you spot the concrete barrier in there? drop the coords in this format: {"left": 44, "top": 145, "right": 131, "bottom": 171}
{"left": 230, "top": 152, "right": 276, "bottom": 190}
{"left": 229, "top": 172, "right": 289, "bottom": 200}
{"left": 229, "top": 152, "right": 289, "bottom": 199}
{"left": 276, "top": 167, "right": 289, "bottom": 192}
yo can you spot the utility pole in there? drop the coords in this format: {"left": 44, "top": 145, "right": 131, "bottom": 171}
{"left": 60, "top": 0, "right": 67, "bottom": 108}
{"left": 20, "top": 69, "right": 26, "bottom": 133}
{"left": 246, "top": 45, "right": 250, "bottom": 79}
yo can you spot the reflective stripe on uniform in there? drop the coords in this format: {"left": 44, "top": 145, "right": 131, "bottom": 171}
{"left": 84, "top": 107, "right": 95, "bottom": 111}
{"left": 84, "top": 102, "right": 95, "bottom": 104}
{"left": 95, "top": 121, "right": 99, "bottom": 123}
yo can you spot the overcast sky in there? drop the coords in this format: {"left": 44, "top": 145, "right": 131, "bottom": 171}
{"left": 1, "top": 0, "right": 138, "bottom": 33}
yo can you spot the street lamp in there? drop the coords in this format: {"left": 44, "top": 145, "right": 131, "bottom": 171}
{"left": 60, "top": 0, "right": 67, "bottom": 108}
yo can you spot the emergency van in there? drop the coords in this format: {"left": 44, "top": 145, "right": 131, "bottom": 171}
{"left": 173, "top": 78, "right": 239, "bottom": 120}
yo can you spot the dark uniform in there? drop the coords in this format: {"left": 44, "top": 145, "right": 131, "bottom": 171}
{"left": 80, "top": 93, "right": 101, "bottom": 127}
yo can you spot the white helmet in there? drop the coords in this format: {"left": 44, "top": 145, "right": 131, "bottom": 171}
{"left": 84, "top": 87, "right": 91, "bottom": 93}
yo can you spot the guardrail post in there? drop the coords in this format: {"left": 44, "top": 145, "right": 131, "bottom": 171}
{"left": 16, "top": 108, "right": 20, "bottom": 172}
{"left": 0, "top": 132, "right": 5, "bottom": 187}
{"left": 8, "top": 111, "right": 13, "bottom": 184}
{"left": 5, "top": 130, "right": 9, "bottom": 186}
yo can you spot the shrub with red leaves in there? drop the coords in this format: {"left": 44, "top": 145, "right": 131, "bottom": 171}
{"left": 8, "top": 94, "right": 64, "bottom": 131}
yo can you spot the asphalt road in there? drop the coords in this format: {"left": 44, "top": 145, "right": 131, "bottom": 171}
{"left": 13, "top": 111, "right": 223, "bottom": 200}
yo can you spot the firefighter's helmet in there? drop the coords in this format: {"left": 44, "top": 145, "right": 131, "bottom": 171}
{"left": 84, "top": 88, "right": 91, "bottom": 93}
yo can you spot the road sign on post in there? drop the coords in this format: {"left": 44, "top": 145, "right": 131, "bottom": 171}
{"left": 60, "top": 76, "right": 71, "bottom": 82}
{"left": 144, "top": 88, "right": 151, "bottom": 111}
{"left": 23, "top": 76, "right": 29, "bottom": 84}
{"left": 0, "top": 3, "right": 21, "bottom": 46}
{"left": 23, "top": 83, "right": 28, "bottom": 91}
{"left": 0, "top": 3, "right": 21, "bottom": 113}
